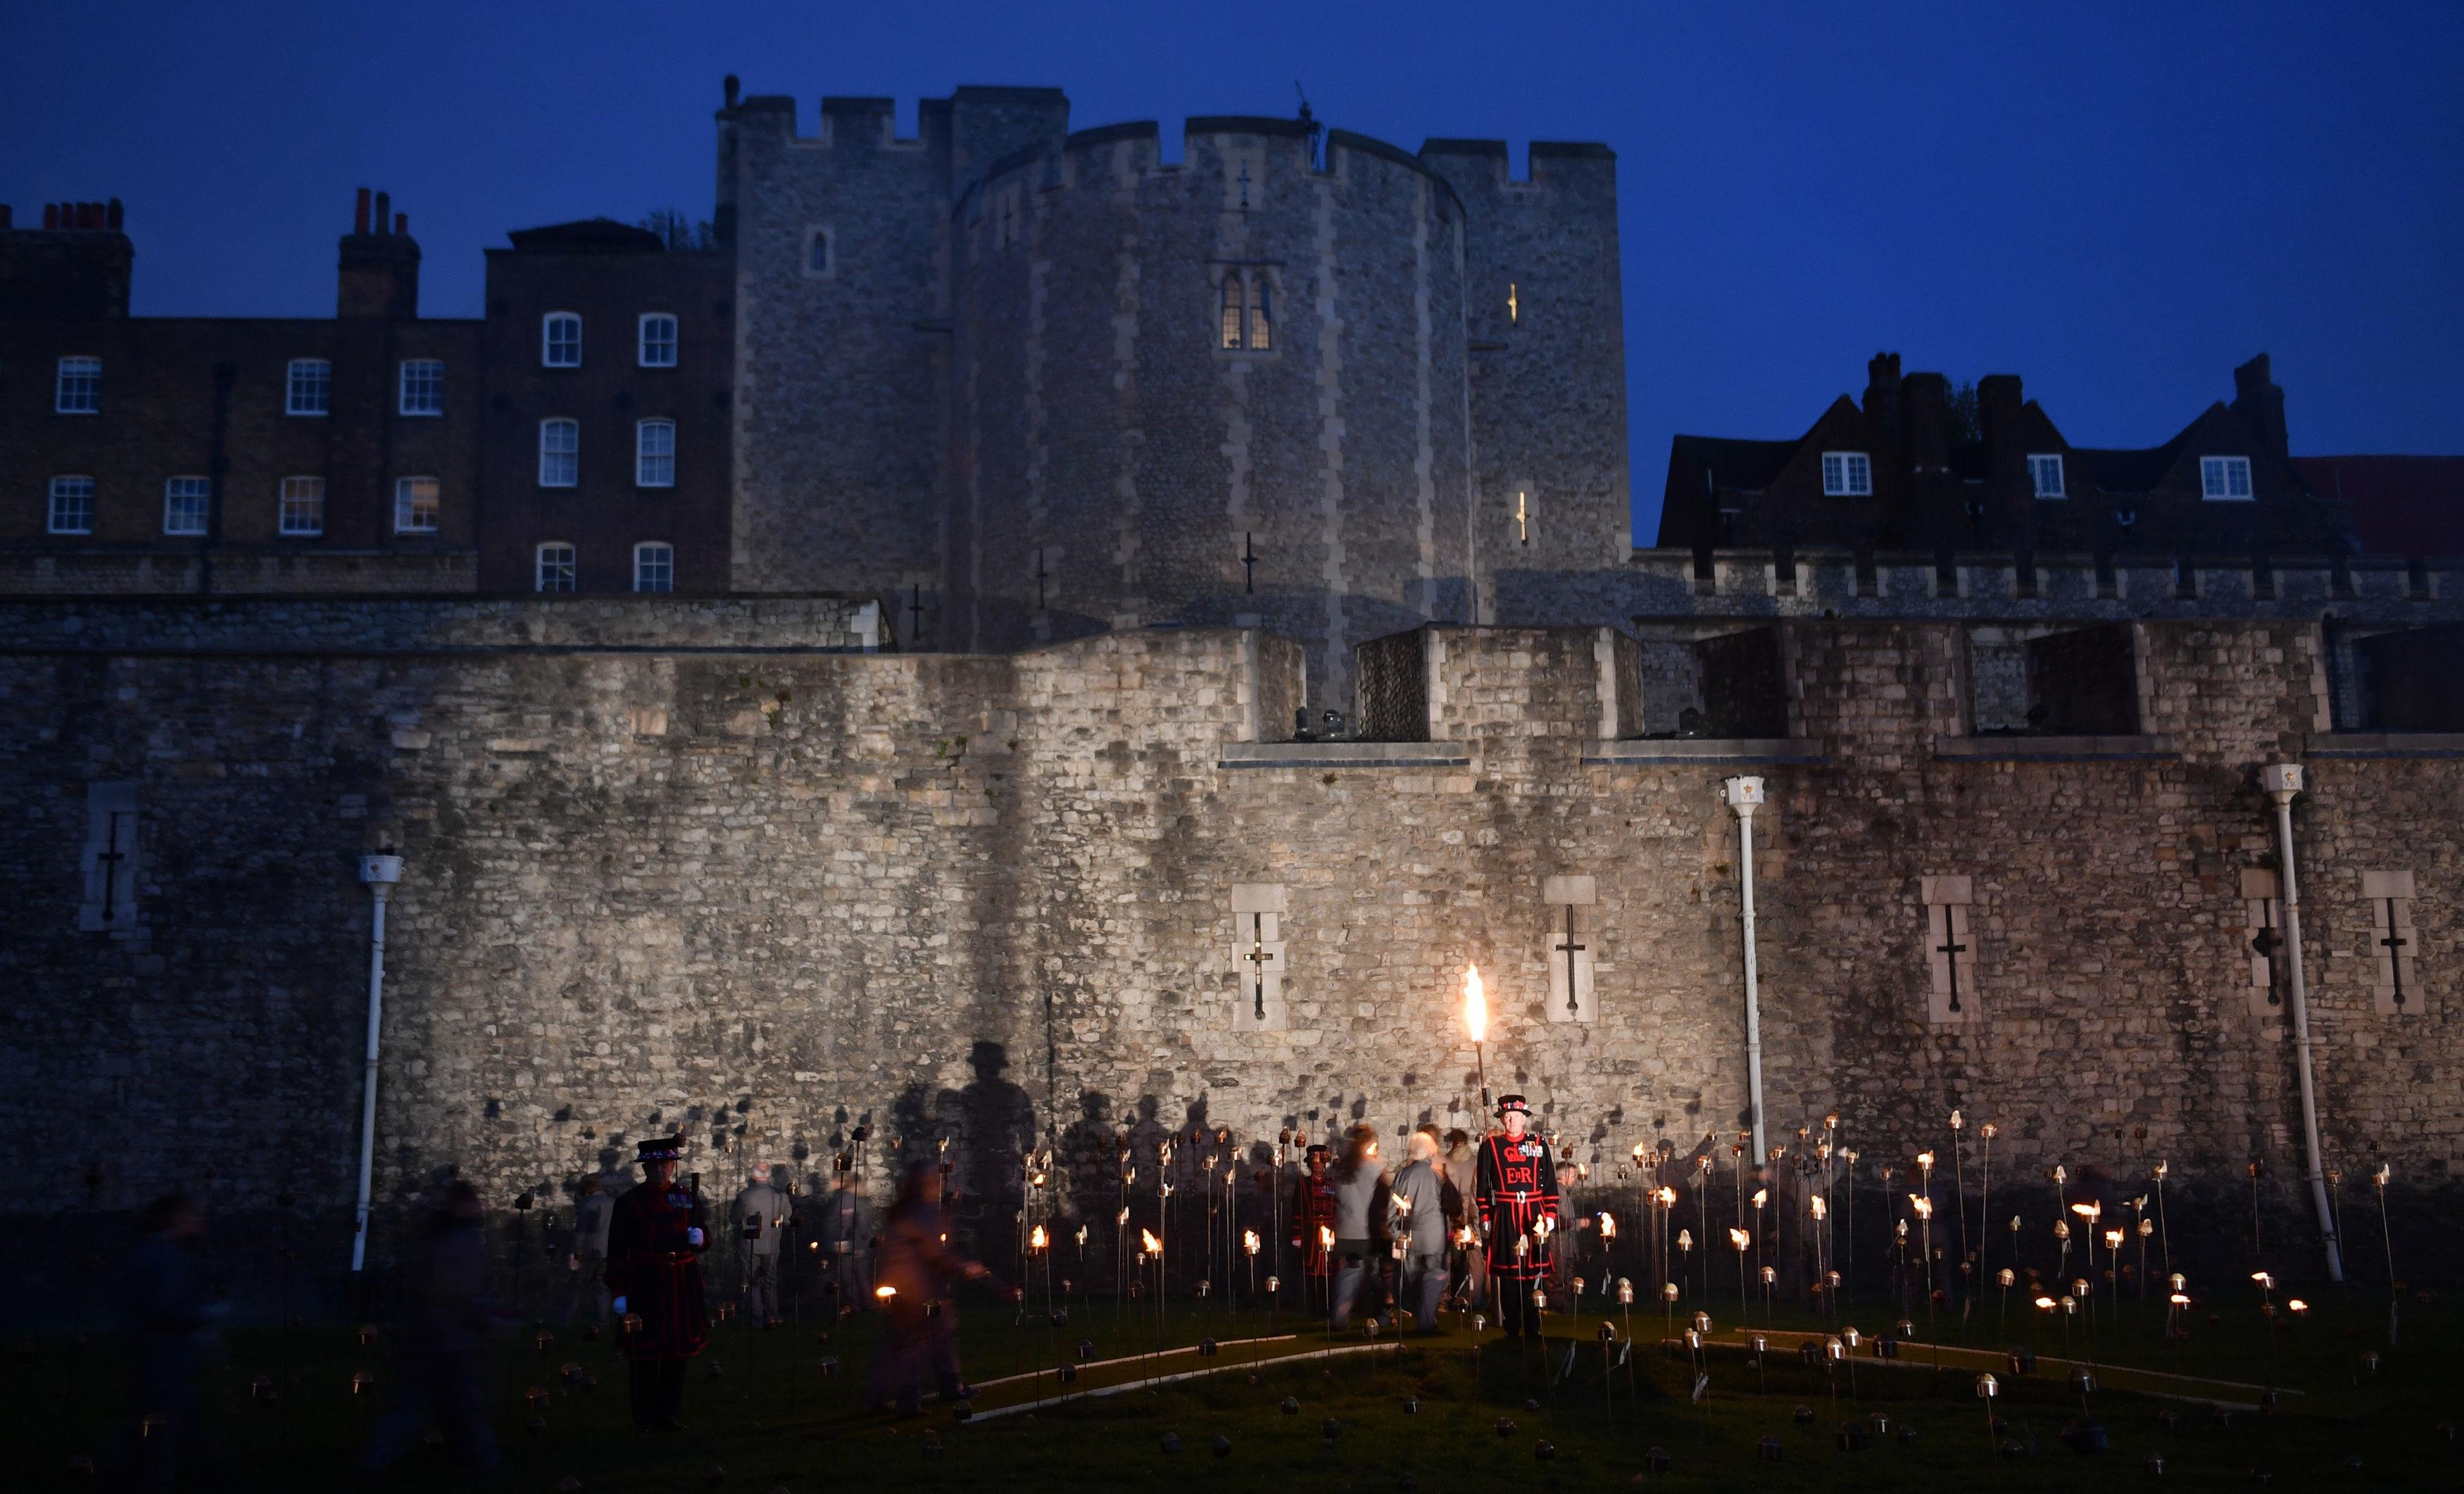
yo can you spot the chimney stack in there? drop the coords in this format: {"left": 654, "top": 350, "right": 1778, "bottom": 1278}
{"left": 337, "top": 189, "right": 420, "bottom": 319}
{"left": 0, "top": 206, "right": 11, "bottom": 230}
{"left": 2231, "top": 353, "right": 2289, "bottom": 459}
{"left": 1904, "top": 372, "right": 1948, "bottom": 474}
{"left": 1863, "top": 351, "right": 1904, "bottom": 448}
{"left": 42, "top": 203, "right": 58, "bottom": 229}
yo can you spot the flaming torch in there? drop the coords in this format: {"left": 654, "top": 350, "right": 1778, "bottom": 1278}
{"left": 1463, "top": 965, "right": 1490, "bottom": 1110}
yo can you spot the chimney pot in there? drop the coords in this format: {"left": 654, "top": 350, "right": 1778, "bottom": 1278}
{"left": 724, "top": 74, "right": 741, "bottom": 107}
{"left": 355, "top": 187, "right": 370, "bottom": 234}
{"left": 394, "top": 212, "right": 407, "bottom": 235}
{"left": 43, "top": 203, "right": 59, "bottom": 229}
{"left": 373, "top": 191, "right": 391, "bottom": 235}
{"left": 106, "top": 197, "right": 122, "bottom": 230}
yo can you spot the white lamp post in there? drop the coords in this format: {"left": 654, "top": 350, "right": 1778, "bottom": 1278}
{"left": 2260, "top": 765, "right": 2342, "bottom": 1282}
{"left": 349, "top": 850, "right": 402, "bottom": 1290}
{"left": 1725, "top": 777, "right": 1769, "bottom": 1162}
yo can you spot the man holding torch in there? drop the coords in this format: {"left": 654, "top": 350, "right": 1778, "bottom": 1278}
{"left": 1474, "top": 1096, "right": 1560, "bottom": 1338}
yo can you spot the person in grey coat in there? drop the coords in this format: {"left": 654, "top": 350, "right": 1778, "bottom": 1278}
{"left": 734, "top": 1165, "right": 794, "bottom": 1328}
{"left": 1390, "top": 1126, "right": 1450, "bottom": 1333}
{"left": 1329, "top": 1125, "right": 1391, "bottom": 1330}
{"left": 813, "top": 1167, "right": 876, "bottom": 1313}
{"left": 562, "top": 1174, "right": 615, "bottom": 1326}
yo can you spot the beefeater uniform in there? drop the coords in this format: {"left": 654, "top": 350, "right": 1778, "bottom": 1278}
{"left": 1293, "top": 1147, "right": 1338, "bottom": 1310}
{"left": 1473, "top": 1096, "right": 1559, "bottom": 1338}
{"left": 605, "top": 1136, "right": 710, "bottom": 1431}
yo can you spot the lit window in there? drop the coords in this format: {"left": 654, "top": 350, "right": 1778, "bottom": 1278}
{"left": 286, "top": 358, "right": 332, "bottom": 416}
{"left": 1218, "top": 268, "right": 1272, "bottom": 352}
{"left": 2028, "top": 453, "right": 2066, "bottom": 498}
{"left": 543, "top": 312, "right": 582, "bottom": 368}
{"left": 536, "top": 542, "right": 577, "bottom": 593}
{"left": 48, "top": 476, "right": 95, "bottom": 534}
{"left": 398, "top": 359, "right": 444, "bottom": 415}
{"left": 55, "top": 357, "right": 101, "bottom": 414}
{"left": 539, "top": 419, "right": 579, "bottom": 487}
{"left": 1821, "top": 451, "right": 1872, "bottom": 497}
{"left": 278, "top": 477, "right": 325, "bottom": 536}
{"left": 639, "top": 313, "right": 678, "bottom": 368}
{"left": 394, "top": 477, "right": 439, "bottom": 534}
{"left": 635, "top": 419, "right": 675, "bottom": 487}
{"left": 2201, "top": 456, "right": 2254, "bottom": 501}
{"left": 634, "top": 541, "right": 674, "bottom": 593}
{"left": 164, "top": 477, "right": 210, "bottom": 536}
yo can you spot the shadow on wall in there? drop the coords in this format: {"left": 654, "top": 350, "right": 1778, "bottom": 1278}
{"left": 888, "top": 1041, "right": 1039, "bottom": 1273}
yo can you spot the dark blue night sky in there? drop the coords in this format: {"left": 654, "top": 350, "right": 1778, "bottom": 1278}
{"left": 8, "top": 1, "right": 2458, "bottom": 538}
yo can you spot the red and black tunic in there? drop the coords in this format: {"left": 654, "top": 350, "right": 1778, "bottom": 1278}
{"left": 1473, "top": 1133, "right": 1560, "bottom": 1281}
{"left": 1293, "top": 1170, "right": 1338, "bottom": 1278}
{"left": 605, "top": 1180, "right": 710, "bottom": 1360}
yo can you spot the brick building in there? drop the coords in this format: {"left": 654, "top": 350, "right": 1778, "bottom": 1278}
{"left": 0, "top": 192, "right": 482, "bottom": 593}
{"left": 476, "top": 219, "right": 734, "bottom": 595}
{"left": 1659, "top": 351, "right": 2361, "bottom": 571}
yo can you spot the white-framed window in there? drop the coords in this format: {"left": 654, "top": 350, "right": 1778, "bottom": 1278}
{"left": 542, "top": 312, "right": 582, "bottom": 368}
{"left": 535, "top": 542, "right": 577, "bottom": 594}
{"left": 278, "top": 476, "right": 325, "bottom": 535}
{"left": 638, "top": 313, "right": 678, "bottom": 368}
{"left": 285, "top": 358, "right": 332, "bottom": 416}
{"left": 539, "top": 418, "right": 579, "bottom": 487}
{"left": 633, "top": 541, "right": 674, "bottom": 593}
{"left": 634, "top": 418, "right": 675, "bottom": 487}
{"left": 398, "top": 359, "right": 444, "bottom": 415}
{"left": 55, "top": 356, "right": 101, "bottom": 413}
{"left": 2201, "top": 455, "right": 2254, "bottom": 501}
{"left": 394, "top": 476, "right": 439, "bottom": 534}
{"left": 805, "top": 226, "right": 834, "bottom": 277}
{"left": 1217, "top": 268, "right": 1273, "bottom": 351}
{"left": 47, "top": 476, "right": 96, "bottom": 534}
{"left": 2028, "top": 453, "right": 2066, "bottom": 498}
{"left": 1821, "top": 451, "right": 1873, "bottom": 497}
{"left": 163, "top": 476, "right": 210, "bottom": 536}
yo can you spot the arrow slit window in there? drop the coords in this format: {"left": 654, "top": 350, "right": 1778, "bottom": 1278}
{"left": 1543, "top": 875, "right": 1598, "bottom": 1024}
{"left": 2362, "top": 871, "right": 2420, "bottom": 1017}
{"left": 1229, "top": 884, "right": 1288, "bottom": 1031}
{"left": 80, "top": 781, "right": 141, "bottom": 933}
{"left": 1921, "top": 875, "right": 1977, "bottom": 1024}
{"left": 2241, "top": 868, "right": 2287, "bottom": 1027}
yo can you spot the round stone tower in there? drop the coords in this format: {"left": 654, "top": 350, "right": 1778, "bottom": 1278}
{"left": 948, "top": 118, "right": 1476, "bottom": 712}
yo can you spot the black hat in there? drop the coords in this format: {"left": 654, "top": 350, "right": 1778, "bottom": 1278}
{"left": 1495, "top": 1095, "right": 1530, "bottom": 1117}
{"left": 636, "top": 1136, "right": 684, "bottom": 1163}
{"left": 1305, "top": 1144, "right": 1331, "bottom": 1160}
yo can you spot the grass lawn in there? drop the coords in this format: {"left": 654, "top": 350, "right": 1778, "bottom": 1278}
{"left": 9, "top": 1283, "right": 2456, "bottom": 1490}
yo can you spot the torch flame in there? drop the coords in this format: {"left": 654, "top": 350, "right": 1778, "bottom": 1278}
{"left": 1319, "top": 1224, "right": 1334, "bottom": 1250}
{"left": 1141, "top": 1229, "right": 1163, "bottom": 1255}
{"left": 1752, "top": 1188, "right": 1767, "bottom": 1209}
{"left": 1657, "top": 1186, "right": 1677, "bottom": 1207}
{"left": 1597, "top": 1212, "right": 1617, "bottom": 1239}
{"left": 1030, "top": 1224, "right": 1048, "bottom": 1250}
{"left": 1462, "top": 965, "right": 1488, "bottom": 1044}
{"left": 1811, "top": 1196, "right": 1826, "bottom": 1220}
{"left": 1243, "top": 1229, "right": 1260, "bottom": 1255}
{"left": 1728, "top": 1227, "right": 1750, "bottom": 1250}
{"left": 876, "top": 1285, "right": 898, "bottom": 1300}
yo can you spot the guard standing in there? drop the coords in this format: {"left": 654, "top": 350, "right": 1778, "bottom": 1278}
{"left": 1290, "top": 1144, "right": 1337, "bottom": 1312}
{"left": 734, "top": 1166, "right": 793, "bottom": 1329}
{"left": 813, "top": 1162, "right": 876, "bottom": 1314}
{"left": 605, "top": 1137, "right": 710, "bottom": 1432}
{"left": 1473, "top": 1096, "right": 1559, "bottom": 1338}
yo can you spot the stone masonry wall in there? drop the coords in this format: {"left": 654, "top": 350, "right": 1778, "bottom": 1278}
{"left": 0, "top": 611, "right": 2454, "bottom": 1286}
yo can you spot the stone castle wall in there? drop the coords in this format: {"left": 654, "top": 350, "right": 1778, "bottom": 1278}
{"left": 2, "top": 602, "right": 2454, "bottom": 1278}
